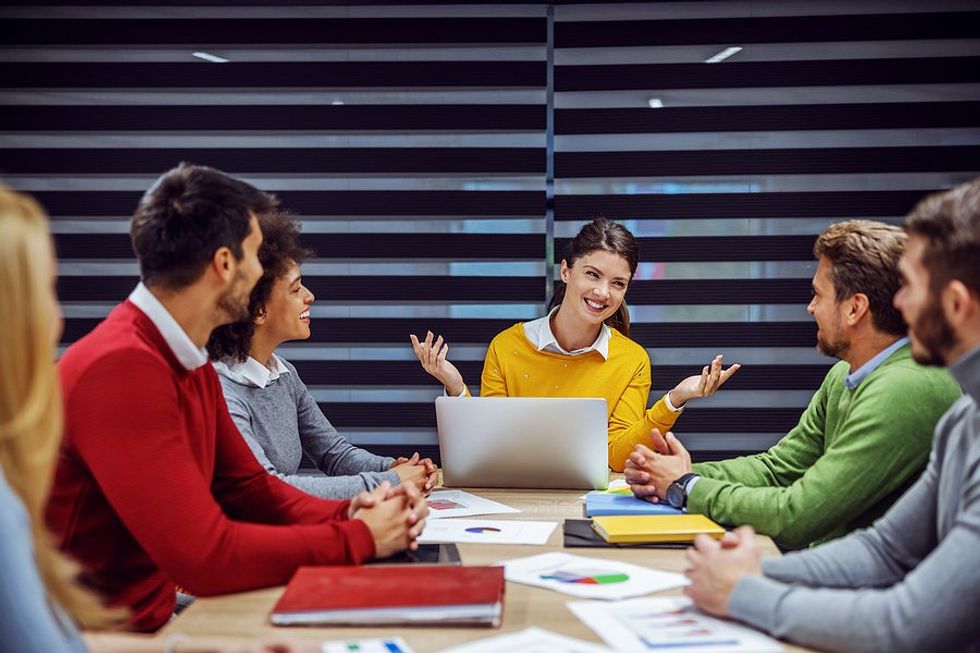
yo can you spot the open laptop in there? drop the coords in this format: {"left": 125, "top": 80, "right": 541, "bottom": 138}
{"left": 435, "top": 396, "right": 609, "bottom": 490}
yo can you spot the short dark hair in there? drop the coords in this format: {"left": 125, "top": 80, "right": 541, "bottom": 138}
{"left": 207, "top": 209, "right": 313, "bottom": 362}
{"left": 905, "top": 178, "right": 980, "bottom": 296}
{"left": 130, "top": 163, "right": 277, "bottom": 289}
{"left": 813, "top": 220, "right": 908, "bottom": 337}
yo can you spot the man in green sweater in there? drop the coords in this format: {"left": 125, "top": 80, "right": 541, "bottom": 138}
{"left": 625, "top": 220, "right": 962, "bottom": 549}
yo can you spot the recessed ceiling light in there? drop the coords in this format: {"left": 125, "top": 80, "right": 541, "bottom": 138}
{"left": 647, "top": 98, "right": 664, "bottom": 109}
{"left": 331, "top": 100, "right": 345, "bottom": 106}
{"left": 192, "top": 51, "right": 229, "bottom": 64}
{"left": 705, "top": 46, "right": 743, "bottom": 64}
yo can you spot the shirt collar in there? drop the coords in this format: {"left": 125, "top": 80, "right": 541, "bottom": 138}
{"left": 128, "top": 283, "right": 208, "bottom": 371}
{"left": 212, "top": 354, "right": 290, "bottom": 389}
{"left": 844, "top": 337, "right": 910, "bottom": 390}
{"left": 949, "top": 344, "right": 980, "bottom": 404}
{"left": 522, "top": 306, "right": 611, "bottom": 360}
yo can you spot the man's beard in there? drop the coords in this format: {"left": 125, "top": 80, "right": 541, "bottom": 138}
{"left": 216, "top": 269, "right": 252, "bottom": 325}
{"left": 815, "top": 315, "right": 849, "bottom": 360}
{"left": 909, "top": 297, "right": 957, "bottom": 366}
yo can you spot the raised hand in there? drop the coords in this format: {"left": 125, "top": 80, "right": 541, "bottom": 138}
{"left": 410, "top": 330, "right": 466, "bottom": 396}
{"left": 668, "top": 354, "right": 740, "bottom": 408}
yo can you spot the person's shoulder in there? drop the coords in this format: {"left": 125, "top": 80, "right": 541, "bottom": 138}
{"left": 868, "top": 348, "right": 961, "bottom": 397}
{"left": 489, "top": 323, "right": 528, "bottom": 349}
{"left": 608, "top": 327, "right": 648, "bottom": 361}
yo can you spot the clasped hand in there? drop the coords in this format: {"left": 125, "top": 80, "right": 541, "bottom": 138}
{"left": 349, "top": 481, "right": 429, "bottom": 558}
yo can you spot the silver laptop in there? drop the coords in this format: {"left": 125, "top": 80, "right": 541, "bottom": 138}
{"left": 435, "top": 396, "right": 609, "bottom": 490}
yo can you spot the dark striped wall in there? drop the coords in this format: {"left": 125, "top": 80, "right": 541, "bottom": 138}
{"left": 2, "top": 1, "right": 978, "bottom": 463}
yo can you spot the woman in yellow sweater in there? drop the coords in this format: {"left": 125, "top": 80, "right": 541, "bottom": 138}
{"left": 411, "top": 218, "right": 739, "bottom": 472}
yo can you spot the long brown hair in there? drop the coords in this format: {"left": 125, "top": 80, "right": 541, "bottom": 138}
{"left": 0, "top": 187, "right": 119, "bottom": 628}
{"left": 547, "top": 218, "right": 639, "bottom": 337}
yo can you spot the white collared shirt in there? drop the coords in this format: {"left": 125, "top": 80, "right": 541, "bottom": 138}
{"left": 212, "top": 354, "right": 291, "bottom": 389}
{"left": 128, "top": 283, "right": 209, "bottom": 371}
{"left": 522, "top": 306, "right": 611, "bottom": 360}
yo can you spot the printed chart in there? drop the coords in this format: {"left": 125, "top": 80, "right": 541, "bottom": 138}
{"left": 503, "top": 552, "right": 687, "bottom": 600}
{"left": 425, "top": 490, "right": 521, "bottom": 520}
{"left": 568, "top": 597, "right": 783, "bottom": 652}
{"left": 418, "top": 518, "right": 557, "bottom": 545}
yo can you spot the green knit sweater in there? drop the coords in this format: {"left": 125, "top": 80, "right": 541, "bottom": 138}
{"left": 689, "top": 345, "right": 961, "bottom": 549}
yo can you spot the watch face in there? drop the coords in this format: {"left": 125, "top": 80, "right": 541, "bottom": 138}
{"left": 666, "top": 483, "right": 685, "bottom": 509}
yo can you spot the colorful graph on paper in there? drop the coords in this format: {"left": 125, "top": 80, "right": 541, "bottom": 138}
{"left": 540, "top": 569, "right": 630, "bottom": 585}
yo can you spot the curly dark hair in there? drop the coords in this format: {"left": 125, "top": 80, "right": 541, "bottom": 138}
{"left": 206, "top": 209, "right": 314, "bottom": 362}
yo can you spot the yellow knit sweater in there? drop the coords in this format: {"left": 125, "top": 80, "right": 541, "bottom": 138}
{"left": 470, "top": 323, "right": 680, "bottom": 472}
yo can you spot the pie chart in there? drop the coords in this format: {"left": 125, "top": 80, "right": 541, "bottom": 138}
{"left": 540, "top": 569, "right": 630, "bottom": 585}
{"left": 465, "top": 526, "right": 502, "bottom": 534}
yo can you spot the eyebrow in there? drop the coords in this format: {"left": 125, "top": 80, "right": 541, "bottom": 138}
{"left": 289, "top": 274, "right": 302, "bottom": 287}
{"left": 584, "top": 264, "right": 628, "bottom": 282}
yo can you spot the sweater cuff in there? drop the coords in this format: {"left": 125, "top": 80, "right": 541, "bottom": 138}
{"left": 341, "top": 518, "right": 377, "bottom": 564}
{"left": 646, "top": 395, "right": 682, "bottom": 430}
{"left": 727, "top": 573, "right": 788, "bottom": 635}
{"left": 684, "top": 473, "right": 719, "bottom": 515}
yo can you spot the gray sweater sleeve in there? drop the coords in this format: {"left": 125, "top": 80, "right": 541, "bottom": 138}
{"left": 728, "top": 427, "right": 980, "bottom": 652}
{"left": 223, "top": 385, "right": 398, "bottom": 501}
{"left": 288, "top": 367, "right": 400, "bottom": 495}
{"left": 0, "top": 473, "right": 88, "bottom": 653}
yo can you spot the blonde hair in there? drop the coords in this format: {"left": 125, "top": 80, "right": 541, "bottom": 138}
{"left": 0, "top": 187, "right": 118, "bottom": 628}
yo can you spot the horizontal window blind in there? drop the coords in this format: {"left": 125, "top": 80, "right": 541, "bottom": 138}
{"left": 2, "top": 0, "right": 978, "bottom": 464}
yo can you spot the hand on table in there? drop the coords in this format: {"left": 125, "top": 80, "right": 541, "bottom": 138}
{"left": 351, "top": 481, "right": 429, "bottom": 558}
{"left": 684, "top": 526, "right": 763, "bottom": 618}
{"left": 390, "top": 451, "right": 439, "bottom": 495}
{"left": 624, "top": 430, "right": 693, "bottom": 503}
{"left": 410, "top": 331, "right": 466, "bottom": 396}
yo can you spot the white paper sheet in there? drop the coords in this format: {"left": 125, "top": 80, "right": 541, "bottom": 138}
{"left": 580, "top": 478, "right": 631, "bottom": 499}
{"left": 418, "top": 518, "right": 557, "bottom": 545}
{"left": 435, "top": 627, "right": 612, "bottom": 653}
{"left": 568, "top": 596, "right": 783, "bottom": 653}
{"left": 425, "top": 490, "right": 521, "bottom": 520}
{"left": 321, "top": 637, "right": 416, "bottom": 653}
{"left": 502, "top": 552, "right": 687, "bottom": 600}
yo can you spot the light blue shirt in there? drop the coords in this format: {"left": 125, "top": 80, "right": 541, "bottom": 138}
{"left": 844, "top": 337, "right": 910, "bottom": 390}
{"left": 0, "top": 468, "right": 88, "bottom": 653}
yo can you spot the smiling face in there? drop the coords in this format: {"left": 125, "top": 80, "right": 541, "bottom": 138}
{"left": 255, "top": 260, "right": 315, "bottom": 345}
{"left": 807, "top": 256, "right": 850, "bottom": 359}
{"left": 559, "top": 249, "right": 632, "bottom": 328}
{"left": 894, "top": 235, "right": 956, "bottom": 366}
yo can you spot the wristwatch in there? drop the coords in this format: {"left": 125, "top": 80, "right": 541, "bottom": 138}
{"left": 666, "top": 472, "right": 699, "bottom": 509}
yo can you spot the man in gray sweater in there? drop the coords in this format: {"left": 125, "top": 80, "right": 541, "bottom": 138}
{"left": 683, "top": 178, "right": 980, "bottom": 653}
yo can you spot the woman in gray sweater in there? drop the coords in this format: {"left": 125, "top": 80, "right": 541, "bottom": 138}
{"left": 207, "top": 210, "right": 436, "bottom": 500}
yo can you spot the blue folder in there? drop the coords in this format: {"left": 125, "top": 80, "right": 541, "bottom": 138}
{"left": 584, "top": 491, "right": 685, "bottom": 517}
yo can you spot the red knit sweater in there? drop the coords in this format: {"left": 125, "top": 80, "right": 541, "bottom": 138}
{"left": 46, "top": 301, "right": 376, "bottom": 632}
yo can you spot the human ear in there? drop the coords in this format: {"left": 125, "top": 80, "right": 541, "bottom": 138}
{"left": 560, "top": 259, "right": 569, "bottom": 283}
{"left": 942, "top": 280, "right": 974, "bottom": 327}
{"left": 847, "top": 293, "right": 870, "bottom": 326}
{"left": 254, "top": 306, "right": 267, "bottom": 326}
{"left": 212, "top": 247, "right": 235, "bottom": 282}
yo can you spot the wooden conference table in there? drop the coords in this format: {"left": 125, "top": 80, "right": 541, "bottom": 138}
{"left": 161, "top": 483, "right": 817, "bottom": 653}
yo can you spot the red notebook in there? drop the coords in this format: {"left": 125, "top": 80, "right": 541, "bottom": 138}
{"left": 271, "top": 565, "right": 505, "bottom": 627}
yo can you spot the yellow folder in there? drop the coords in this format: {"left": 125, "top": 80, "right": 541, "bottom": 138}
{"left": 591, "top": 514, "right": 726, "bottom": 544}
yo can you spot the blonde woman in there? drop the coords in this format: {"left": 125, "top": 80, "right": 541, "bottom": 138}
{"left": 0, "top": 187, "right": 318, "bottom": 652}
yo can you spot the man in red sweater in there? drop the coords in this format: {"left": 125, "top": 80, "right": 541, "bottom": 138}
{"left": 46, "top": 164, "right": 427, "bottom": 632}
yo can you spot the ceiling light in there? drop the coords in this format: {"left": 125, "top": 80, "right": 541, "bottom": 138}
{"left": 192, "top": 51, "right": 229, "bottom": 63}
{"left": 705, "top": 46, "right": 743, "bottom": 64}
{"left": 331, "top": 100, "right": 345, "bottom": 106}
{"left": 647, "top": 98, "right": 664, "bottom": 109}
